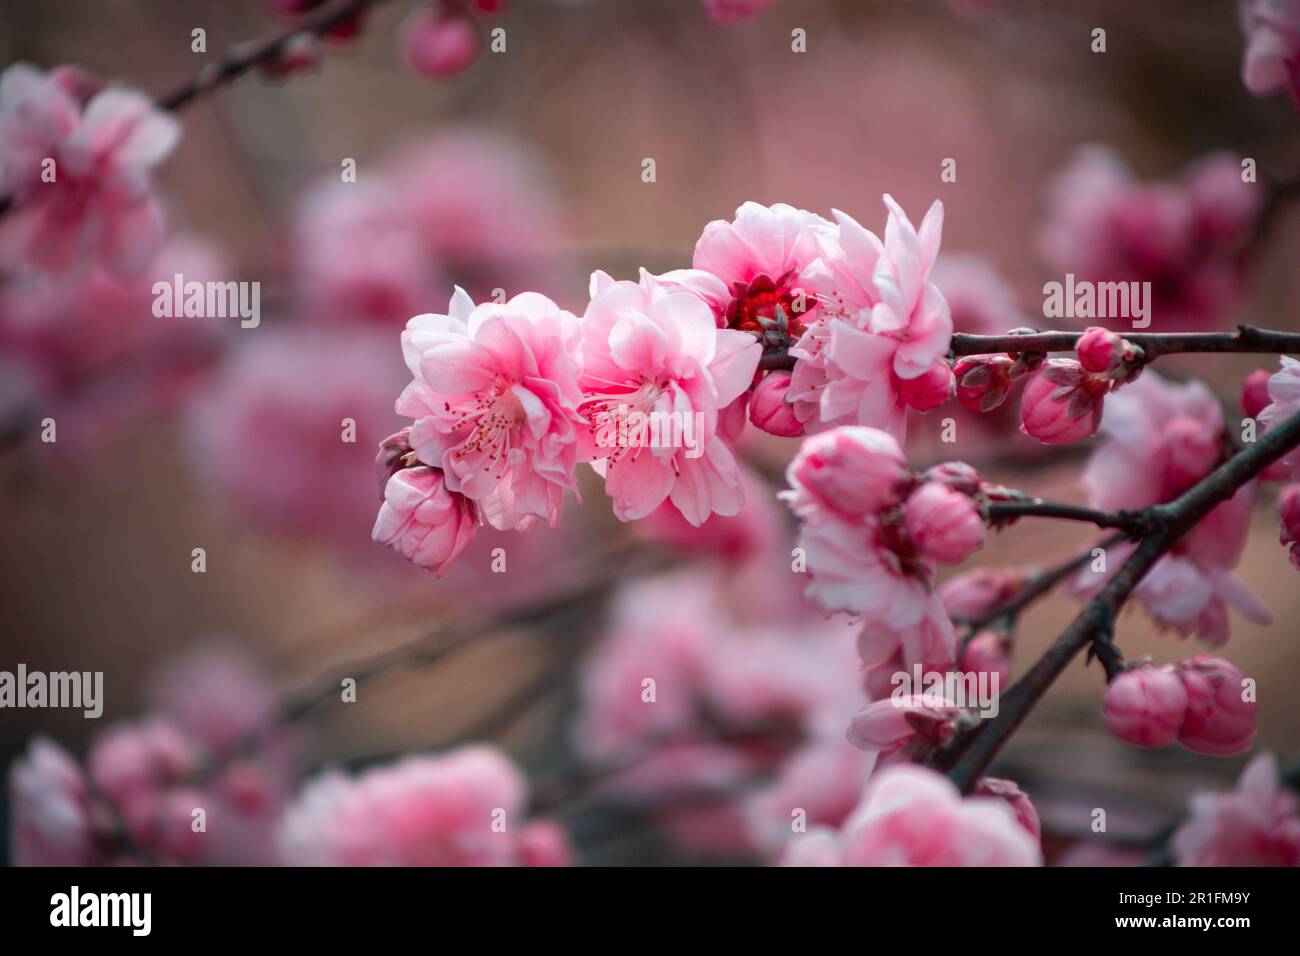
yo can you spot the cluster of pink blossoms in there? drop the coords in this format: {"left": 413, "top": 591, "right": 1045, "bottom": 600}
{"left": 373, "top": 196, "right": 966, "bottom": 575}
{"left": 0, "top": 63, "right": 179, "bottom": 276}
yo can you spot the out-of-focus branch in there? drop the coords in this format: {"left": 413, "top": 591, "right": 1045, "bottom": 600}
{"left": 157, "top": 0, "right": 393, "bottom": 112}
{"left": 934, "top": 406, "right": 1300, "bottom": 792}
{"left": 985, "top": 499, "right": 1156, "bottom": 536}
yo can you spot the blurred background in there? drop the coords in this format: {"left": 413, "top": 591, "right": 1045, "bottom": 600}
{"left": 1, "top": 0, "right": 1298, "bottom": 865}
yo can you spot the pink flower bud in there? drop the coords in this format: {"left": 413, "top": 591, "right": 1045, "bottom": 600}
{"left": 1241, "top": 369, "right": 1273, "bottom": 420}
{"left": 372, "top": 466, "right": 479, "bottom": 575}
{"left": 846, "top": 694, "right": 960, "bottom": 756}
{"left": 953, "top": 354, "right": 1014, "bottom": 413}
{"left": 923, "top": 461, "right": 983, "bottom": 497}
{"left": 1279, "top": 485, "right": 1300, "bottom": 569}
{"left": 401, "top": 10, "right": 481, "bottom": 79}
{"left": 786, "top": 426, "right": 911, "bottom": 518}
{"left": 904, "top": 482, "right": 985, "bottom": 565}
{"left": 976, "top": 777, "right": 1041, "bottom": 841}
{"left": 1075, "top": 326, "right": 1126, "bottom": 374}
{"left": 1019, "top": 358, "right": 1107, "bottom": 445}
{"left": 1103, "top": 665, "right": 1188, "bottom": 748}
{"left": 959, "top": 631, "right": 1010, "bottom": 687}
{"left": 518, "top": 820, "right": 575, "bottom": 867}
{"left": 940, "top": 568, "right": 1024, "bottom": 620}
{"left": 1176, "top": 656, "right": 1257, "bottom": 756}
{"left": 748, "top": 370, "right": 805, "bottom": 437}
{"left": 896, "top": 362, "right": 955, "bottom": 412}
{"left": 1156, "top": 417, "right": 1220, "bottom": 497}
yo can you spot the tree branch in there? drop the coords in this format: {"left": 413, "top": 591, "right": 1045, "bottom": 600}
{"left": 934, "top": 406, "right": 1300, "bottom": 792}
{"left": 985, "top": 499, "right": 1154, "bottom": 535}
{"left": 157, "top": 0, "right": 391, "bottom": 112}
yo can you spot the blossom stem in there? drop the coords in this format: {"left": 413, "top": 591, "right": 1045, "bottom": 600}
{"left": 985, "top": 499, "right": 1153, "bottom": 535}
{"left": 156, "top": 0, "right": 391, "bottom": 112}
{"left": 936, "top": 406, "right": 1300, "bottom": 792}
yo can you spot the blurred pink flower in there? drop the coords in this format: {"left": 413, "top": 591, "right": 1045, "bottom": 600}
{"left": 399, "top": 287, "right": 584, "bottom": 531}
{"left": 959, "top": 631, "right": 1010, "bottom": 687}
{"left": 187, "top": 325, "right": 406, "bottom": 549}
{"left": 1239, "top": 0, "right": 1300, "bottom": 105}
{"left": 292, "top": 132, "right": 565, "bottom": 324}
{"left": 1242, "top": 368, "right": 1273, "bottom": 420}
{"left": 1103, "top": 664, "right": 1189, "bottom": 749}
{"left": 1259, "top": 356, "right": 1300, "bottom": 478}
{"left": 278, "top": 747, "right": 570, "bottom": 866}
{"left": 781, "top": 764, "right": 1041, "bottom": 866}
{"left": 940, "top": 567, "right": 1025, "bottom": 621}
{"left": 1040, "top": 147, "right": 1261, "bottom": 331}
{"left": 0, "top": 63, "right": 179, "bottom": 277}
{"left": 373, "top": 465, "right": 480, "bottom": 574}
{"left": 9, "top": 738, "right": 104, "bottom": 866}
{"left": 931, "top": 254, "right": 1021, "bottom": 335}
{"left": 401, "top": 8, "right": 481, "bottom": 79}
{"left": 1172, "top": 753, "right": 1300, "bottom": 866}
{"left": 846, "top": 694, "right": 960, "bottom": 758}
{"left": 976, "top": 777, "right": 1041, "bottom": 841}
{"left": 791, "top": 196, "right": 953, "bottom": 439}
{"left": 704, "top": 0, "right": 779, "bottom": 24}
{"left": 1176, "top": 656, "right": 1258, "bottom": 756}
{"left": 579, "top": 274, "right": 760, "bottom": 526}
{"left": 1278, "top": 483, "right": 1300, "bottom": 568}
{"left": 1074, "top": 370, "right": 1269, "bottom": 643}
{"left": 0, "top": 236, "right": 224, "bottom": 458}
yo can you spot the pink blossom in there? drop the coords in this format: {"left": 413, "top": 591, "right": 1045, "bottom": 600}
{"left": 278, "top": 747, "right": 570, "bottom": 866}
{"left": 703, "top": 0, "right": 779, "bottom": 24}
{"left": 791, "top": 196, "right": 953, "bottom": 440}
{"left": 579, "top": 274, "right": 760, "bottom": 526}
{"left": 1172, "top": 753, "right": 1300, "bottom": 866}
{"left": 748, "top": 370, "right": 805, "bottom": 436}
{"left": 373, "top": 466, "right": 480, "bottom": 574}
{"left": 145, "top": 644, "right": 278, "bottom": 756}
{"left": 1239, "top": 0, "right": 1300, "bottom": 105}
{"left": 0, "top": 63, "right": 180, "bottom": 276}
{"left": 931, "top": 253, "right": 1022, "bottom": 336}
{"left": 401, "top": 9, "right": 481, "bottom": 79}
{"left": 399, "top": 287, "right": 585, "bottom": 531}
{"left": 1103, "top": 665, "right": 1189, "bottom": 749}
{"left": 959, "top": 631, "right": 1010, "bottom": 687}
{"left": 1278, "top": 483, "right": 1300, "bottom": 568}
{"left": 1020, "top": 358, "right": 1108, "bottom": 445}
{"left": 940, "top": 568, "right": 1025, "bottom": 621}
{"left": 781, "top": 764, "right": 1042, "bottom": 866}
{"left": 976, "top": 777, "right": 1041, "bottom": 841}
{"left": 1041, "top": 147, "right": 1262, "bottom": 331}
{"left": 186, "top": 326, "right": 406, "bottom": 552}
{"left": 846, "top": 694, "right": 960, "bottom": 758}
{"left": 783, "top": 426, "right": 912, "bottom": 520}
{"left": 8, "top": 738, "right": 103, "bottom": 866}
{"left": 1242, "top": 368, "right": 1273, "bottom": 420}
{"left": 903, "top": 481, "right": 985, "bottom": 565}
{"left": 1176, "top": 656, "right": 1257, "bottom": 756}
